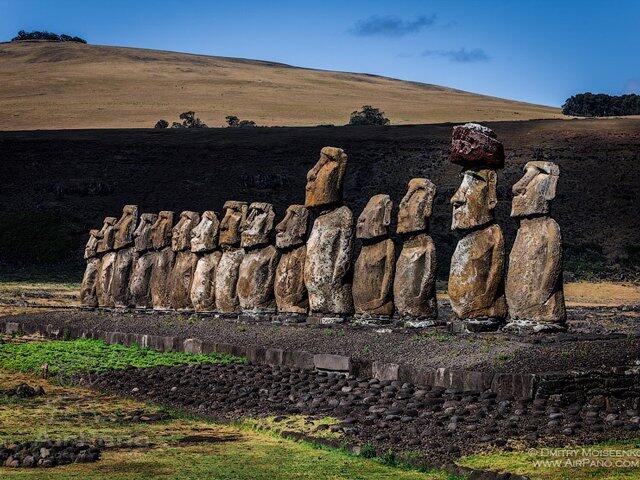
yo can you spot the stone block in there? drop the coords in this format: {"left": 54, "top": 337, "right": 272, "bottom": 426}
{"left": 314, "top": 353, "right": 351, "bottom": 372}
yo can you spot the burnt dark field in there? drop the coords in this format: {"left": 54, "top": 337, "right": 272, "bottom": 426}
{"left": 1, "top": 117, "right": 639, "bottom": 281}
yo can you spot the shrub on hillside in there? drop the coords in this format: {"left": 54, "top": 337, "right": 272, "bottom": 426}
{"left": 154, "top": 119, "right": 169, "bottom": 129}
{"left": 156, "top": 111, "right": 208, "bottom": 129}
{"left": 348, "top": 105, "right": 390, "bottom": 126}
{"left": 562, "top": 93, "right": 640, "bottom": 117}
{"left": 11, "top": 30, "right": 87, "bottom": 43}
{"left": 226, "top": 115, "right": 257, "bottom": 127}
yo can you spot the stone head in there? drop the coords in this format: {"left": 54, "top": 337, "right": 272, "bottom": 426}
{"left": 397, "top": 178, "right": 436, "bottom": 234}
{"left": 450, "top": 169, "right": 498, "bottom": 230}
{"left": 151, "top": 211, "right": 174, "bottom": 249}
{"left": 172, "top": 211, "right": 201, "bottom": 251}
{"left": 511, "top": 161, "right": 559, "bottom": 218}
{"left": 305, "top": 147, "right": 348, "bottom": 208}
{"left": 219, "top": 201, "right": 248, "bottom": 247}
{"left": 357, "top": 194, "right": 393, "bottom": 240}
{"left": 190, "top": 210, "right": 220, "bottom": 253}
{"left": 275, "top": 204, "right": 309, "bottom": 249}
{"left": 84, "top": 228, "right": 101, "bottom": 259}
{"left": 241, "top": 202, "right": 275, "bottom": 248}
{"left": 133, "top": 213, "right": 158, "bottom": 252}
{"left": 96, "top": 217, "right": 117, "bottom": 254}
{"left": 113, "top": 204, "right": 139, "bottom": 250}
{"left": 450, "top": 123, "right": 504, "bottom": 169}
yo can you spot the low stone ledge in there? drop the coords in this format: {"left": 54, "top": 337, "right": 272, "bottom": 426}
{"left": 313, "top": 353, "right": 351, "bottom": 372}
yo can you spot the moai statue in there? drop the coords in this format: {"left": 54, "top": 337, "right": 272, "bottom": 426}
{"left": 95, "top": 216, "right": 117, "bottom": 307}
{"left": 506, "top": 161, "right": 566, "bottom": 331}
{"left": 128, "top": 213, "right": 158, "bottom": 308}
{"left": 274, "top": 205, "right": 309, "bottom": 315}
{"left": 150, "top": 211, "right": 175, "bottom": 310}
{"left": 215, "top": 201, "right": 248, "bottom": 313}
{"left": 110, "top": 205, "right": 139, "bottom": 308}
{"left": 303, "top": 147, "right": 355, "bottom": 318}
{"left": 352, "top": 194, "right": 395, "bottom": 319}
{"left": 448, "top": 123, "right": 507, "bottom": 332}
{"left": 190, "top": 211, "right": 222, "bottom": 312}
{"left": 393, "top": 179, "right": 438, "bottom": 323}
{"left": 237, "top": 202, "right": 280, "bottom": 314}
{"left": 168, "top": 211, "right": 200, "bottom": 310}
{"left": 80, "top": 228, "right": 101, "bottom": 307}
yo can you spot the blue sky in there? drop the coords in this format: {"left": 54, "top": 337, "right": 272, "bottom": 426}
{"left": 2, "top": 0, "right": 638, "bottom": 107}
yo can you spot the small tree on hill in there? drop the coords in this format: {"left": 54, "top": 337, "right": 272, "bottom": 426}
{"left": 348, "top": 105, "right": 390, "bottom": 126}
{"left": 238, "top": 120, "right": 256, "bottom": 128}
{"left": 154, "top": 119, "right": 169, "bottom": 129}
{"left": 179, "top": 111, "right": 207, "bottom": 128}
{"left": 225, "top": 115, "right": 239, "bottom": 127}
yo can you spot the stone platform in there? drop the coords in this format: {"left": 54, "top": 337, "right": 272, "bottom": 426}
{"left": 2, "top": 302, "right": 639, "bottom": 401}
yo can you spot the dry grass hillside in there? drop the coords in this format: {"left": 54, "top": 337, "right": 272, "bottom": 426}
{"left": 0, "top": 40, "right": 563, "bottom": 130}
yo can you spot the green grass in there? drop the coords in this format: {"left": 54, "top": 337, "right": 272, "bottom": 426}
{"left": 0, "top": 339, "right": 245, "bottom": 376}
{"left": 458, "top": 440, "right": 640, "bottom": 479}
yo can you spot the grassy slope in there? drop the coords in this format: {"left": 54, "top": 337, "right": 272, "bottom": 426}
{"left": 0, "top": 41, "right": 562, "bottom": 130}
{"left": 0, "top": 369, "right": 451, "bottom": 480}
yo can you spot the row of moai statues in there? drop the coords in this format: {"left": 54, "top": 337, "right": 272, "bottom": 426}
{"left": 80, "top": 123, "right": 565, "bottom": 332}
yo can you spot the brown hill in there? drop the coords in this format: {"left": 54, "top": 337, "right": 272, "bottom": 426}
{"left": 0, "top": 41, "right": 563, "bottom": 130}
{"left": 1, "top": 118, "right": 638, "bottom": 282}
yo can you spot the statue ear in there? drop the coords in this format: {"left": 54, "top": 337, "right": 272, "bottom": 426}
{"left": 543, "top": 173, "right": 558, "bottom": 201}
{"left": 487, "top": 170, "right": 498, "bottom": 210}
{"left": 383, "top": 198, "right": 392, "bottom": 226}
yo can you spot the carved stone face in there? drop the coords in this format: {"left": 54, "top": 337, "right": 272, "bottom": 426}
{"left": 450, "top": 123, "right": 504, "bottom": 169}
{"left": 511, "top": 161, "right": 559, "bottom": 218}
{"left": 305, "top": 147, "right": 347, "bottom": 208}
{"left": 132, "top": 213, "right": 158, "bottom": 252}
{"left": 241, "top": 202, "right": 275, "bottom": 248}
{"left": 219, "top": 201, "right": 248, "bottom": 247}
{"left": 151, "top": 211, "right": 174, "bottom": 249}
{"left": 96, "top": 217, "right": 117, "bottom": 253}
{"left": 113, "top": 205, "right": 139, "bottom": 250}
{"left": 84, "top": 229, "right": 100, "bottom": 259}
{"left": 451, "top": 169, "right": 497, "bottom": 230}
{"left": 172, "top": 211, "right": 201, "bottom": 251}
{"left": 190, "top": 210, "right": 220, "bottom": 253}
{"left": 357, "top": 194, "right": 392, "bottom": 239}
{"left": 397, "top": 178, "right": 436, "bottom": 234}
{"left": 275, "top": 205, "right": 309, "bottom": 249}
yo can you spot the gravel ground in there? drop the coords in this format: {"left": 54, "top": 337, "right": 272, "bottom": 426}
{"left": 4, "top": 305, "right": 639, "bottom": 375}
{"left": 80, "top": 362, "right": 640, "bottom": 467}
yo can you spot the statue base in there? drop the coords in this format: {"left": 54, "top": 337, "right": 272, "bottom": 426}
{"left": 273, "top": 313, "right": 307, "bottom": 324}
{"left": 448, "top": 316, "right": 503, "bottom": 333}
{"left": 503, "top": 319, "right": 567, "bottom": 333}
{"left": 239, "top": 312, "right": 274, "bottom": 323}
{"left": 401, "top": 317, "right": 440, "bottom": 329}
{"left": 352, "top": 314, "right": 392, "bottom": 326}
{"left": 307, "top": 314, "right": 348, "bottom": 325}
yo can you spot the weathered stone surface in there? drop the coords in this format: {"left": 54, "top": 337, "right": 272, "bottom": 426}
{"left": 449, "top": 223, "right": 507, "bottom": 326}
{"left": 304, "top": 147, "right": 347, "bottom": 208}
{"left": 353, "top": 239, "right": 395, "bottom": 316}
{"left": 111, "top": 246, "right": 135, "bottom": 307}
{"left": 274, "top": 245, "right": 308, "bottom": 314}
{"left": 397, "top": 178, "right": 436, "bottom": 234}
{"left": 97, "top": 251, "right": 116, "bottom": 307}
{"left": 219, "top": 201, "right": 247, "bottom": 247}
{"left": 129, "top": 250, "right": 156, "bottom": 308}
{"left": 507, "top": 162, "right": 565, "bottom": 327}
{"left": 80, "top": 228, "right": 101, "bottom": 307}
{"left": 95, "top": 217, "right": 117, "bottom": 255}
{"left": 151, "top": 211, "right": 174, "bottom": 250}
{"left": 394, "top": 233, "right": 437, "bottom": 319}
{"left": 275, "top": 204, "right": 309, "bottom": 249}
{"left": 149, "top": 212, "right": 175, "bottom": 310}
{"left": 110, "top": 205, "right": 139, "bottom": 307}
{"left": 113, "top": 205, "right": 139, "bottom": 250}
{"left": 451, "top": 169, "right": 498, "bottom": 231}
{"left": 190, "top": 251, "right": 222, "bottom": 311}
{"left": 313, "top": 353, "right": 351, "bottom": 372}
{"left": 241, "top": 202, "right": 275, "bottom": 249}
{"left": 394, "top": 179, "right": 438, "bottom": 319}
{"left": 167, "top": 211, "right": 200, "bottom": 309}
{"left": 128, "top": 213, "right": 158, "bottom": 308}
{"left": 274, "top": 205, "right": 309, "bottom": 314}
{"left": 214, "top": 247, "right": 244, "bottom": 313}
{"left": 353, "top": 194, "right": 394, "bottom": 316}
{"left": 304, "top": 205, "right": 354, "bottom": 315}
{"left": 238, "top": 245, "right": 280, "bottom": 313}
{"left": 450, "top": 123, "right": 505, "bottom": 169}
{"left": 190, "top": 210, "right": 220, "bottom": 253}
